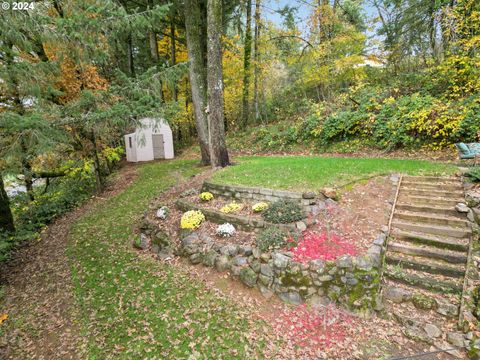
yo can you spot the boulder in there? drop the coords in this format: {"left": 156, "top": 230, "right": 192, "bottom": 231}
{"left": 302, "top": 191, "right": 316, "bottom": 199}
{"left": 336, "top": 255, "right": 353, "bottom": 269}
{"left": 321, "top": 187, "right": 338, "bottom": 200}
{"left": 278, "top": 291, "right": 302, "bottom": 305}
{"left": 383, "top": 287, "right": 411, "bottom": 303}
{"left": 447, "top": 332, "right": 465, "bottom": 348}
{"left": 215, "top": 255, "right": 231, "bottom": 272}
{"left": 239, "top": 267, "right": 258, "bottom": 287}
{"left": 260, "top": 264, "right": 274, "bottom": 277}
{"left": 424, "top": 323, "right": 441, "bottom": 339}
{"left": 455, "top": 202, "right": 469, "bottom": 213}
{"left": 272, "top": 253, "right": 290, "bottom": 269}
{"left": 233, "top": 256, "right": 248, "bottom": 267}
{"left": 296, "top": 221, "right": 307, "bottom": 231}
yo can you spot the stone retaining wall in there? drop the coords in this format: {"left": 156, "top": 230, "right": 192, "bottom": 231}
{"left": 175, "top": 199, "right": 311, "bottom": 232}
{"left": 175, "top": 229, "right": 386, "bottom": 312}
{"left": 202, "top": 181, "right": 323, "bottom": 213}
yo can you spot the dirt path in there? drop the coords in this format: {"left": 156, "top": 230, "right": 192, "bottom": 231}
{"left": 0, "top": 164, "right": 138, "bottom": 359}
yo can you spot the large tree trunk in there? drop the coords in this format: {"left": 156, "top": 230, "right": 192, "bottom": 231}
{"left": 0, "top": 174, "right": 15, "bottom": 233}
{"left": 185, "top": 0, "right": 210, "bottom": 165}
{"left": 170, "top": 20, "right": 178, "bottom": 102}
{"left": 241, "top": 0, "right": 253, "bottom": 129}
{"left": 148, "top": 31, "right": 165, "bottom": 103}
{"left": 207, "top": 0, "right": 229, "bottom": 168}
{"left": 253, "top": 0, "right": 261, "bottom": 123}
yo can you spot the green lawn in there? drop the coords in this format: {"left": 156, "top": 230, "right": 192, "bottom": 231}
{"left": 210, "top": 156, "right": 456, "bottom": 191}
{"left": 68, "top": 160, "right": 270, "bottom": 358}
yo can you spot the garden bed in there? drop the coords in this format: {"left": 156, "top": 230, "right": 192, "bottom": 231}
{"left": 137, "top": 172, "right": 398, "bottom": 310}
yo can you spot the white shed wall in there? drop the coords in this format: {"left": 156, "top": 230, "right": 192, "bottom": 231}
{"left": 124, "top": 118, "right": 174, "bottom": 162}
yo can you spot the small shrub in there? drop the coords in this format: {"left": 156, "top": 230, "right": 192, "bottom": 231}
{"left": 262, "top": 199, "right": 304, "bottom": 224}
{"left": 156, "top": 206, "right": 169, "bottom": 220}
{"left": 256, "top": 227, "right": 289, "bottom": 251}
{"left": 466, "top": 166, "right": 480, "bottom": 182}
{"left": 180, "top": 210, "right": 205, "bottom": 229}
{"left": 220, "top": 202, "right": 242, "bottom": 214}
{"left": 216, "top": 223, "right": 236, "bottom": 237}
{"left": 199, "top": 192, "right": 214, "bottom": 201}
{"left": 252, "top": 202, "right": 269, "bottom": 213}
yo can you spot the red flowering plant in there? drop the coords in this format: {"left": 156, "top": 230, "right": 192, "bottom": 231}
{"left": 289, "top": 231, "right": 357, "bottom": 263}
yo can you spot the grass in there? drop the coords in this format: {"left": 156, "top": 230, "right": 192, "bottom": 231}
{"left": 210, "top": 156, "right": 456, "bottom": 191}
{"left": 68, "top": 160, "right": 270, "bottom": 358}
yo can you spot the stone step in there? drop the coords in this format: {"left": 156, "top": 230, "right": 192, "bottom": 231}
{"left": 397, "top": 195, "right": 463, "bottom": 207}
{"left": 401, "top": 181, "right": 463, "bottom": 192}
{"left": 395, "top": 204, "right": 465, "bottom": 219}
{"left": 391, "top": 220, "right": 471, "bottom": 239}
{"left": 388, "top": 241, "right": 467, "bottom": 264}
{"left": 384, "top": 268, "right": 463, "bottom": 294}
{"left": 394, "top": 211, "right": 470, "bottom": 228}
{"left": 400, "top": 187, "right": 464, "bottom": 198}
{"left": 391, "top": 229, "right": 469, "bottom": 252}
{"left": 402, "top": 176, "right": 460, "bottom": 184}
{"left": 385, "top": 254, "right": 465, "bottom": 278}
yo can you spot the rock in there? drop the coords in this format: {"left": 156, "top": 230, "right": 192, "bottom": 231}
{"left": 308, "top": 294, "right": 330, "bottom": 308}
{"left": 424, "top": 323, "right": 441, "bottom": 339}
{"left": 373, "top": 233, "right": 386, "bottom": 246}
{"left": 137, "top": 233, "right": 149, "bottom": 250}
{"left": 202, "top": 250, "right": 217, "bottom": 267}
{"left": 336, "top": 255, "right": 353, "bottom": 269}
{"left": 383, "top": 287, "right": 411, "bottom": 303}
{"left": 318, "top": 275, "right": 333, "bottom": 282}
{"left": 180, "top": 188, "right": 198, "bottom": 197}
{"left": 272, "top": 253, "right": 290, "bottom": 269}
{"left": 473, "top": 208, "right": 480, "bottom": 224}
{"left": 233, "top": 256, "right": 248, "bottom": 267}
{"left": 249, "top": 260, "right": 261, "bottom": 273}
{"left": 260, "top": 253, "right": 271, "bottom": 262}
{"left": 468, "top": 209, "right": 475, "bottom": 222}
{"left": 373, "top": 294, "right": 384, "bottom": 311}
{"left": 220, "top": 244, "right": 238, "bottom": 256}
{"left": 302, "top": 191, "right": 316, "bottom": 199}
{"left": 189, "top": 253, "right": 202, "bottom": 264}
{"left": 309, "top": 259, "right": 325, "bottom": 273}
{"left": 381, "top": 225, "right": 389, "bottom": 234}
{"left": 447, "top": 332, "right": 465, "bottom": 347}
{"left": 278, "top": 291, "right": 303, "bottom": 305}
{"left": 434, "top": 340, "right": 463, "bottom": 359}
{"left": 230, "top": 265, "right": 242, "bottom": 276}
{"left": 182, "top": 232, "right": 200, "bottom": 246}
{"left": 260, "top": 264, "right": 274, "bottom": 277}
{"left": 412, "top": 293, "right": 436, "bottom": 310}
{"left": 215, "top": 255, "right": 230, "bottom": 272}
{"left": 403, "top": 326, "right": 433, "bottom": 344}
{"left": 240, "top": 245, "right": 253, "bottom": 256}
{"left": 258, "top": 274, "right": 273, "bottom": 287}
{"left": 151, "top": 244, "right": 160, "bottom": 254}
{"left": 436, "top": 301, "right": 458, "bottom": 317}
{"left": 239, "top": 267, "right": 258, "bottom": 287}
{"left": 258, "top": 285, "right": 274, "bottom": 299}
{"left": 296, "top": 221, "right": 307, "bottom": 231}
{"left": 354, "top": 256, "right": 373, "bottom": 271}
{"left": 456, "top": 202, "right": 469, "bottom": 213}
{"left": 466, "top": 190, "right": 480, "bottom": 207}
{"left": 252, "top": 248, "right": 261, "bottom": 258}
{"left": 321, "top": 187, "right": 338, "bottom": 200}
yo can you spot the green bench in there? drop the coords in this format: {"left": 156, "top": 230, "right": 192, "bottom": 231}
{"left": 456, "top": 142, "right": 480, "bottom": 165}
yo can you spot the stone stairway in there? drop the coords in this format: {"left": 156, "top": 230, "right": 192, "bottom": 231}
{"left": 381, "top": 175, "right": 471, "bottom": 353}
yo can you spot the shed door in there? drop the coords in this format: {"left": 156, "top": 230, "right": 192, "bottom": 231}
{"left": 152, "top": 134, "right": 165, "bottom": 159}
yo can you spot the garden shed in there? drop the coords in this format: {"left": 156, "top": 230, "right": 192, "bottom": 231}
{"left": 124, "top": 118, "right": 174, "bottom": 162}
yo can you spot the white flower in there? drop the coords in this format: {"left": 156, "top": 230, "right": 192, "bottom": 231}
{"left": 156, "top": 206, "right": 169, "bottom": 220}
{"left": 216, "top": 223, "right": 236, "bottom": 237}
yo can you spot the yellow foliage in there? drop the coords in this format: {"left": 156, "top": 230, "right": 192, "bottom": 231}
{"left": 180, "top": 210, "right": 205, "bottom": 229}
